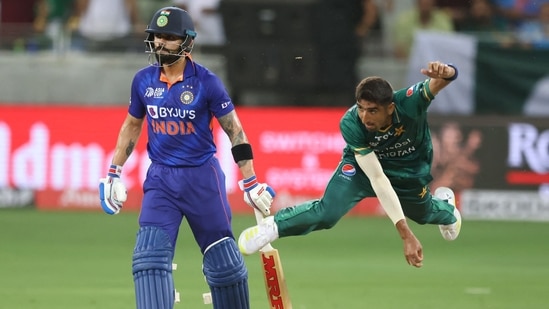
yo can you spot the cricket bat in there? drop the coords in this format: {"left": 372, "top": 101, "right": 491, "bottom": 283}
{"left": 254, "top": 209, "right": 293, "bottom": 309}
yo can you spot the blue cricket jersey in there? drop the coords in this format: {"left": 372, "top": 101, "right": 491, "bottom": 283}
{"left": 128, "top": 58, "right": 234, "bottom": 167}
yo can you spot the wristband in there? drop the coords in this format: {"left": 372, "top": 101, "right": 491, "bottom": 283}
{"left": 108, "top": 164, "right": 122, "bottom": 178}
{"left": 443, "top": 64, "right": 458, "bottom": 81}
{"left": 241, "top": 175, "right": 258, "bottom": 191}
{"left": 231, "top": 143, "right": 253, "bottom": 163}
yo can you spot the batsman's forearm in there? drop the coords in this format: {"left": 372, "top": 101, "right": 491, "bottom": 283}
{"left": 218, "top": 111, "right": 256, "bottom": 179}
{"left": 237, "top": 160, "right": 256, "bottom": 179}
{"left": 111, "top": 121, "right": 142, "bottom": 166}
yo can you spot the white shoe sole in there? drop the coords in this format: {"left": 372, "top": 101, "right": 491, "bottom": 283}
{"left": 238, "top": 216, "right": 278, "bottom": 255}
{"left": 435, "top": 187, "right": 462, "bottom": 241}
{"left": 238, "top": 225, "right": 263, "bottom": 255}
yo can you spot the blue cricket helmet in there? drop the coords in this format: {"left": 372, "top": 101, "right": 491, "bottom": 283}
{"left": 145, "top": 6, "right": 197, "bottom": 39}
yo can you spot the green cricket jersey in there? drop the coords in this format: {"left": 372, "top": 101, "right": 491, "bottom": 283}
{"left": 274, "top": 79, "right": 457, "bottom": 236}
{"left": 340, "top": 79, "right": 435, "bottom": 186}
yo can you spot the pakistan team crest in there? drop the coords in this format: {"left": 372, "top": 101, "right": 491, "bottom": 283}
{"left": 180, "top": 91, "right": 194, "bottom": 104}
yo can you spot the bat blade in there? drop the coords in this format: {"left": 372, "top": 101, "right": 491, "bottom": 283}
{"left": 260, "top": 247, "right": 292, "bottom": 309}
{"left": 254, "top": 209, "right": 292, "bottom": 309}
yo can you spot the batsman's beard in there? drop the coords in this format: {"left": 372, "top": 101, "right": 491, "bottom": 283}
{"left": 154, "top": 46, "right": 184, "bottom": 66}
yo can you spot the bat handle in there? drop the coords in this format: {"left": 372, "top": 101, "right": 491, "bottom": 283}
{"left": 253, "top": 209, "right": 275, "bottom": 251}
{"left": 253, "top": 209, "right": 264, "bottom": 224}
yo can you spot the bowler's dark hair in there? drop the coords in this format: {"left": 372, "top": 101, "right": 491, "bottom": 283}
{"left": 355, "top": 76, "right": 394, "bottom": 106}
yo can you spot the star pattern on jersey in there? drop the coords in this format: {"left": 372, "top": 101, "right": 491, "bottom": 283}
{"left": 418, "top": 186, "right": 428, "bottom": 199}
{"left": 394, "top": 125, "right": 405, "bottom": 137}
{"left": 180, "top": 85, "right": 195, "bottom": 104}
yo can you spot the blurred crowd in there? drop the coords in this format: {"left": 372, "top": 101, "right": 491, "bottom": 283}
{"left": 1, "top": 0, "right": 549, "bottom": 56}
{"left": 0, "top": 0, "right": 225, "bottom": 53}
{"left": 368, "top": 0, "right": 549, "bottom": 58}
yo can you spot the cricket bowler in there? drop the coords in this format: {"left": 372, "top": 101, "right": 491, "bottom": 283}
{"left": 239, "top": 61, "right": 462, "bottom": 269}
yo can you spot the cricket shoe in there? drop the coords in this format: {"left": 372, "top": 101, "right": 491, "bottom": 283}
{"left": 435, "top": 187, "right": 462, "bottom": 241}
{"left": 238, "top": 216, "right": 279, "bottom": 255}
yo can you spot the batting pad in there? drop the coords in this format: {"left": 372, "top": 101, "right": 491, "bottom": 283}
{"left": 132, "top": 226, "right": 175, "bottom": 309}
{"left": 203, "top": 237, "right": 250, "bottom": 309}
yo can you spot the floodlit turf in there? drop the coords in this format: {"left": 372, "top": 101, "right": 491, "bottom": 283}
{"left": 0, "top": 209, "right": 547, "bottom": 309}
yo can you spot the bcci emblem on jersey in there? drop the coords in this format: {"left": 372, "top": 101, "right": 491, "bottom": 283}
{"left": 180, "top": 91, "right": 194, "bottom": 105}
{"left": 156, "top": 10, "right": 171, "bottom": 27}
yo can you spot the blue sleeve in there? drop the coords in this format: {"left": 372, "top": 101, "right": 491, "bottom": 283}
{"left": 205, "top": 73, "right": 234, "bottom": 118}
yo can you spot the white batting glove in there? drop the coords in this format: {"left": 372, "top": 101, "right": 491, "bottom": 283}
{"left": 239, "top": 175, "right": 275, "bottom": 216}
{"left": 99, "top": 164, "right": 127, "bottom": 215}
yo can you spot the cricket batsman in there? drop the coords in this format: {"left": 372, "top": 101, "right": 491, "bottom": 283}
{"left": 99, "top": 6, "right": 274, "bottom": 309}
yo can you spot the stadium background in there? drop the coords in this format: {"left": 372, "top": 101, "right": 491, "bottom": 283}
{"left": 1, "top": 0, "right": 548, "bottom": 308}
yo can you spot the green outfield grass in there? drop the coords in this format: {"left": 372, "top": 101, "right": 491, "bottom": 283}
{"left": 0, "top": 209, "right": 547, "bottom": 309}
